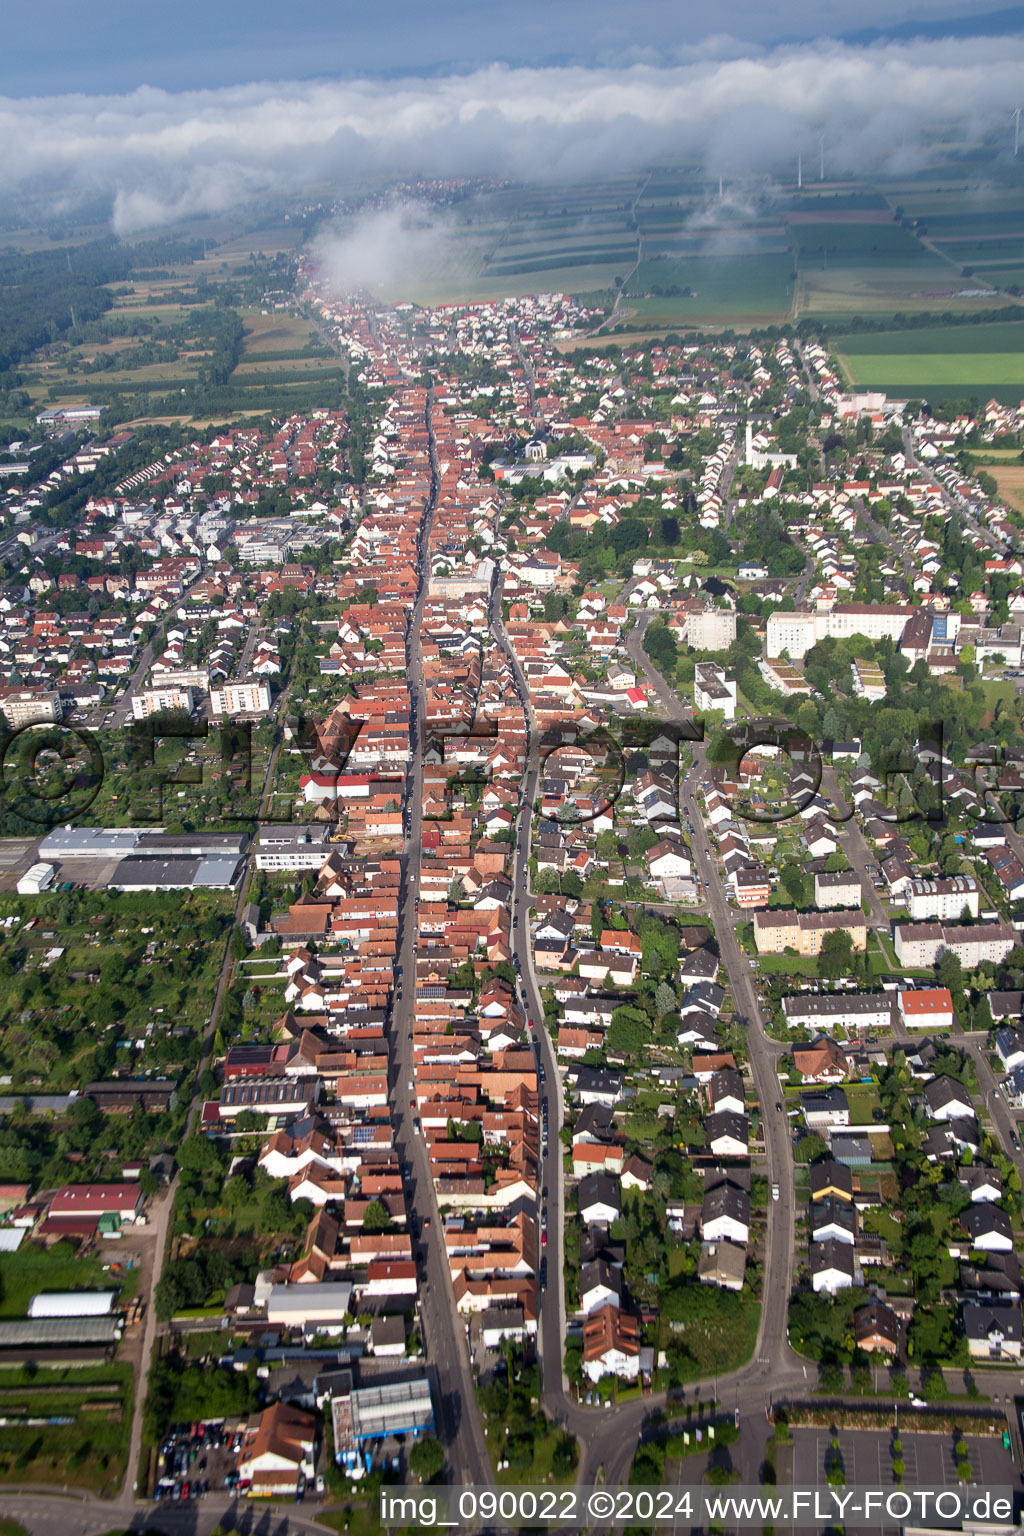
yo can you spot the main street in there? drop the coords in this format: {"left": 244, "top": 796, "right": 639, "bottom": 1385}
{"left": 387, "top": 386, "right": 493, "bottom": 1487}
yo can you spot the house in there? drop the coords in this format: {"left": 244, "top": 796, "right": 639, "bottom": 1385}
{"left": 801, "top": 1088, "right": 850, "bottom": 1130}
{"left": 995, "top": 1027, "right": 1024, "bottom": 1072}
{"left": 924, "top": 1075, "right": 974, "bottom": 1122}
{"left": 582, "top": 1303, "right": 641, "bottom": 1382}
{"left": 578, "top": 1173, "right": 622, "bottom": 1227}
{"left": 960, "top": 1167, "right": 1003, "bottom": 1204}
{"left": 697, "top": 1240, "right": 746, "bottom": 1292}
{"left": 679, "top": 947, "right": 719, "bottom": 984}
{"left": 830, "top": 1133, "right": 873, "bottom": 1168}
{"left": 963, "top": 1302, "right": 1023, "bottom": 1361}
{"left": 1005, "top": 1065, "right": 1024, "bottom": 1108}
{"left": 369, "top": 1316, "right": 407, "bottom": 1358}
{"left": 960, "top": 1251, "right": 1022, "bottom": 1303}
{"left": 620, "top": 1155, "right": 654, "bottom": 1192}
{"left": 709, "top": 1067, "right": 745, "bottom": 1117}
{"left": 239, "top": 1402, "right": 318, "bottom": 1497}
{"left": 701, "top": 1180, "right": 750, "bottom": 1245}
{"left": 899, "top": 989, "right": 955, "bottom": 1031}
{"left": 792, "top": 1037, "right": 851, "bottom": 1085}
{"left": 647, "top": 839, "right": 692, "bottom": 884}
{"left": 853, "top": 1299, "right": 900, "bottom": 1355}
{"left": 676, "top": 1011, "right": 719, "bottom": 1050}
{"left": 810, "top": 1238, "right": 858, "bottom": 1294}
{"left": 580, "top": 1259, "right": 624, "bottom": 1314}
{"left": 705, "top": 1111, "right": 749, "bottom": 1158}
{"left": 808, "top": 1159, "right": 854, "bottom": 1203}
{"left": 811, "top": 1197, "right": 857, "bottom": 1247}
{"left": 961, "top": 1204, "right": 1014, "bottom": 1253}
{"left": 813, "top": 870, "right": 862, "bottom": 910}
{"left": 571, "top": 1067, "right": 625, "bottom": 1109}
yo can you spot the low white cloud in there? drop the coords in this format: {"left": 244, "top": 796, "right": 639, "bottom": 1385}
{"left": 1, "top": 37, "right": 1024, "bottom": 232}
{"left": 312, "top": 203, "right": 481, "bottom": 300}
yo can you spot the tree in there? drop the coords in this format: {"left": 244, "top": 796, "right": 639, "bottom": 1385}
{"left": 794, "top": 1132, "right": 828, "bottom": 1164}
{"left": 362, "top": 1199, "right": 391, "bottom": 1233}
{"left": 655, "top": 980, "right": 677, "bottom": 1017}
{"left": 409, "top": 1435, "right": 445, "bottom": 1483}
{"left": 552, "top": 1430, "right": 578, "bottom": 1476}
{"left": 818, "top": 929, "right": 855, "bottom": 980}
{"left": 176, "top": 1135, "right": 220, "bottom": 1174}
{"left": 564, "top": 1339, "right": 584, "bottom": 1385}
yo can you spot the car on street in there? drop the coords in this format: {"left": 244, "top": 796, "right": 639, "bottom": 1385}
{"left": 772, "top": 1183, "right": 780, "bottom": 1201}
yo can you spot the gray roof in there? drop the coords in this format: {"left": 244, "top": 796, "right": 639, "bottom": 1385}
{"left": 963, "top": 1302, "right": 1022, "bottom": 1342}
{"left": 0, "top": 1316, "right": 120, "bottom": 1346}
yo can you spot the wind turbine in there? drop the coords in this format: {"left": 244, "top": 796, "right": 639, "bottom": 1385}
{"left": 818, "top": 131, "right": 825, "bottom": 181}
{"left": 797, "top": 152, "right": 803, "bottom": 190}
{"left": 1014, "top": 107, "right": 1023, "bottom": 159}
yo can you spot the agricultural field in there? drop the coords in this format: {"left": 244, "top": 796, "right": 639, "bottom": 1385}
{"left": 989, "top": 465, "right": 1024, "bottom": 513}
{"left": 835, "top": 319, "right": 1024, "bottom": 405}
{"left": 0, "top": 1363, "right": 134, "bottom": 1495}
{"left": 622, "top": 253, "right": 795, "bottom": 324}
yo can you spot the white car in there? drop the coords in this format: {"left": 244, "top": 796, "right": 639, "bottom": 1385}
{"left": 772, "top": 1183, "right": 780, "bottom": 1202}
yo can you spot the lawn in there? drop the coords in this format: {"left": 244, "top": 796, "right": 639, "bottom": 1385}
{"left": 845, "top": 1084, "right": 883, "bottom": 1125}
{"left": 0, "top": 1245, "right": 108, "bottom": 1318}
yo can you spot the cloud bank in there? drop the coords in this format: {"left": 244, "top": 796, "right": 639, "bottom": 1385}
{"left": 1, "top": 36, "right": 1023, "bottom": 233}
{"left": 312, "top": 204, "right": 481, "bottom": 300}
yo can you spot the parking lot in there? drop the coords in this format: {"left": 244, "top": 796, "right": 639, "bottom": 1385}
{"left": 793, "top": 1426, "right": 1016, "bottom": 1491}
{"left": 155, "top": 1419, "right": 245, "bottom": 1503}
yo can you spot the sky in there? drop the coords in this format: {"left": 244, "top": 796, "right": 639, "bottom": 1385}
{"left": 2, "top": 0, "right": 1024, "bottom": 233}
{"left": 4, "top": 1, "right": 1022, "bottom": 95}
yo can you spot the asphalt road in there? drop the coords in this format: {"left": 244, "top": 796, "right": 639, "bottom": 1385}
{"left": 386, "top": 388, "right": 493, "bottom": 1488}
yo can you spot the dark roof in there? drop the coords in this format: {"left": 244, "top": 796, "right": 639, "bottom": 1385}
{"left": 808, "top": 1159, "right": 854, "bottom": 1200}
{"left": 853, "top": 1299, "right": 899, "bottom": 1345}
{"left": 578, "top": 1173, "right": 622, "bottom": 1216}
{"left": 810, "top": 1239, "right": 856, "bottom": 1278}
{"left": 701, "top": 1182, "right": 750, "bottom": 1226}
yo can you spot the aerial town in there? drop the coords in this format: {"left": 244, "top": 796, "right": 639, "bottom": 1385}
{"left": 3, "top": 228, "right": 1024, "bottom": 1532}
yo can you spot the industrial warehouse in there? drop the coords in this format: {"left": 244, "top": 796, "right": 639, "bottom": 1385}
{"left": 34, "top": 827, "right": 247, "bottom": 891}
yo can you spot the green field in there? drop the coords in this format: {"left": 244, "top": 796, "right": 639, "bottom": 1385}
{"left": 624, "top": 253, "right": 794, "bottom": 321}
{"left": 836, "top": 321, "right": 1024, "bottom": 353}
{"left": 791, "top": 222, "right": 927, "bottom": 258}
{"left": 835, "top": 319, "right": 1024, "bottom": 402}
{"left": 841, "top": 352, "right": 1024, "bottom": 387}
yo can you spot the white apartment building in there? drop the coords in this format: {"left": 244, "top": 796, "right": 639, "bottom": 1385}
{"left": 0, "top": 689, "right": 62, "bottom": 729}
{"left": 766, "top": 604, "right": 912, "bottom": 659}
{"left": 694, "top": 662, "right": 737, "bottom": 721}
{"left": 681, "top": 606, "right": 737, "bottom": 651}
{"left": 907, "top": 876, "right": 980, "bottom": 922}
{"left": 210, "top": 679, "right": 273, "bottom": 718}
{"left": 131, "top": 686, "right": 197, "bottom": 719}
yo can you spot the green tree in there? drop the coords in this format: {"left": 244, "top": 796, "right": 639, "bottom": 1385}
{"left": 362, "top": 1199, "right": 391, "bottom": 1233}
{"left": 409, "top": 1435, "right": 445, "bottom": 1483}
{"left": 818, "top": 929, "right": 855, "bottom": 980}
